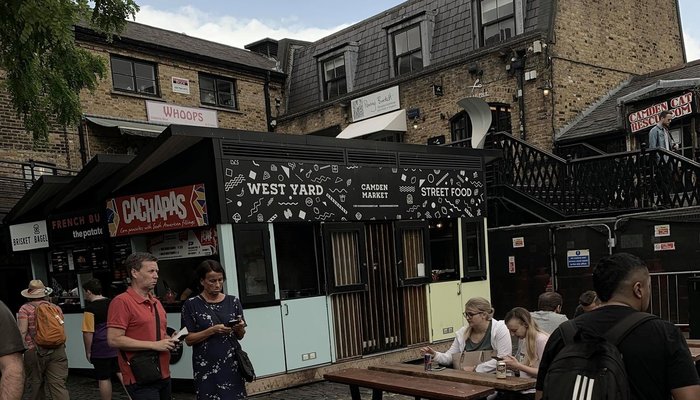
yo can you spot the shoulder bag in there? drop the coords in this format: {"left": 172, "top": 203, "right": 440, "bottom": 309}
{"left": 198, "top": 295, "right": 256, "bottom": 382}
{"left": 121, "top": 302, "right": 162, "bottom": 385}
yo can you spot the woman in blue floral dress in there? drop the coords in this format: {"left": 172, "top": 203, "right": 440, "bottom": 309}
{"left": 181, "top": 260, "right": 247, "bottom": 399}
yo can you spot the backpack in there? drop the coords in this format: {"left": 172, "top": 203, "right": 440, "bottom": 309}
{"left": 30, "top": 301, "right": 67, "bottom": 348}
{"left": 542, "top": 312, "right": 656, "bottom": 400}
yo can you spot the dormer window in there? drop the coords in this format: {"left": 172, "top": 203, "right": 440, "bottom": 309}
{"left": 475, "top": 0, "right": 524, "bottom": 47}
{"left": 392, "top": 25, "right": 423, "bottom": 76}
{"left": 323, "top": 56, "right": 347, "bottom": 100}
{"left": 316, "top": 42, "right": 359, "bottom": 102}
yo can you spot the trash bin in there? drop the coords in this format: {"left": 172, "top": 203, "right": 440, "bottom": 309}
{"left": 688, "top": 277, "right": 700, "bottom": 339}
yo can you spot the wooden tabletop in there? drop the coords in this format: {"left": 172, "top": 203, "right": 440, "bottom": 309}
{"left": 324, "top": 368, "right": 495, "bottom": 400}
{"left": 686, "top": 339, "right": 700, "bottom": 348}
{"left": 368, "top": 363, "right": 536, "bottom": 392}
{"left": 689, "top": 347, "right": 700, "bottom": 362}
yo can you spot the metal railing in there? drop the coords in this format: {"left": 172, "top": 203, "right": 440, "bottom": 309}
{"left": 649, "top": 271, "right": 700, "bottom": 326}
{"left": 450, "top": 132, "right": 700, "bottom": 217}
{"left": 0, "top": 159, "right": 76, "bottom": 219}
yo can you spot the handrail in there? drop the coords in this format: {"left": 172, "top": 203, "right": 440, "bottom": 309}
{"left": 447, "top": 133, "right": 700, "bottom": 217}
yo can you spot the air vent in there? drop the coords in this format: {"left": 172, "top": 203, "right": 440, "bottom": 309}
{"left": 346, "top": 150, "right": 397, "bottom": 166}
{"left": 399, "top": 153, "right": 482, "bottom": 170}
{"left": 221, "top": 142, "right": 345, "bottom": 163}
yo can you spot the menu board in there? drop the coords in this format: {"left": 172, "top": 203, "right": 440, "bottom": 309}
{"left": 148, "top": 228, "right": 218, "bottom": 261}
{"left": 49, "top": 250, "right": 71, "bottom": 273}
{"left": 73, "top": 245, "right": 109, "bottom": 272}
{"left": 111, "top": 240, "right": 132, "bottom": 280}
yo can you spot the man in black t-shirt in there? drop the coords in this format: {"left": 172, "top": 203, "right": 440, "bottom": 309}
{"left": 0, "top": 300, "right": 25, "bottom": 400}
{"left": 536, "top": 253, "right": 700, "bottom": 400}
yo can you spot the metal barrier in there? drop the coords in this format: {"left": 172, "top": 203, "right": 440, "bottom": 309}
{"left": 649, "top": 271, "right": 700, "bottom": 326}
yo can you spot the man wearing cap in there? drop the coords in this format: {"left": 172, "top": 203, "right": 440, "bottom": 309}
{"left": 0, "top": 299, "right": 25, "bottom": 399}
{"left": 17, "top": 280, "right": 69, "bottom": 400}
{"left": 108, "top": 252, "right": 178, "bottom": 400}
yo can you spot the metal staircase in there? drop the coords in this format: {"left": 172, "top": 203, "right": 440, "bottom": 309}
{"left": 448, "top": 132, "right": 700, "bottom": 222}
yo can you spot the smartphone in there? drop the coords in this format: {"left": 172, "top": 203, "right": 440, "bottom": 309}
{"left": 225, "top": 319, "right": 242, "bottom": 328}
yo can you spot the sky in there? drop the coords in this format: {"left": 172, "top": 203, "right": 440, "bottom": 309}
{"left": 133, "top": 0, "right": 700, "bottom": 61}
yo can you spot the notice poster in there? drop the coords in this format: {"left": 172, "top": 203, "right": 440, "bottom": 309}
{"left": 73, "top": 246, "right": 109, "bottom": 272}
{"left": 106, "top": 184, "right": 208, "bottom": 237}
{"left": 508, "top": 256, "right": 516, "bottom": 274}
{"left": 512, "top": 237, "right": 525, "bottom": 248}
{"left": 148, "top": 227, "right": 218, "bottom": 261}
{"left": 567, "top": 249, "right": 590, "bottom": 268}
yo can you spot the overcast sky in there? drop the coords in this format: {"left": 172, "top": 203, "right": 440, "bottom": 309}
{"left": 133, "top": 0, "right": 700, "bottom": 61}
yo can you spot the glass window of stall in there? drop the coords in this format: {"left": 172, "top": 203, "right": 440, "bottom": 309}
{"left": 395, "top": 221, "right": 432, "bottom": 286}
{"left": 233, "top": 224, "right": 276, "bottom": 305}
{"left": 462, "top": 220, "right": 487, "bottom": 281}
{"left": 428, "top": 219, "right": 460, "bottom": 281}
{"left": 273, "top": 223, "right": 325, "bottom": 299}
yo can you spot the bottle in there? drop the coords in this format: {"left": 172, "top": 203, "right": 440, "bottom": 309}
{"left": 496, "top": 361, "right": 507, "bottom": 379}
{"left": 424, "top": 353, "right": 432, "bottom": 371}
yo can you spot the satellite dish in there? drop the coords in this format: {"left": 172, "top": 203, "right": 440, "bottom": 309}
{"left": 456, "top": 97, "right": 492, "bottom": 149}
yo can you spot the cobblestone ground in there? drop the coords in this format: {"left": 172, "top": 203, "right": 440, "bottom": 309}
{"left": 25, "top": 373, "right": 414, "bottom": 399}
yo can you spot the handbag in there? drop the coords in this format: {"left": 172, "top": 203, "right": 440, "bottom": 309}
{"left": 235, "top": 348, "right": 256, "bottom": 382}
{"left": 199, "top": 295, "right": 255, "bottom": 382}
{"left": 122, "top": 302, "right": 163, "bottom": 385}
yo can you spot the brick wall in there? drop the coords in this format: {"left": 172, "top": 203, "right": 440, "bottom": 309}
{"left": 78, "top": 43, "right": 279, "bottom": 158}
{"left": 544, "top": 0, "right": 685, "bottom": 145}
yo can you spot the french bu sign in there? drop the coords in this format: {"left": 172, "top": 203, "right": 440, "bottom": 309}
{"left": 628, "top": 92, "right": 694, "bottom": 133}
{"left": 49, "top": 209, "right": 104, "bottom": 244}
{"left": 105, "top": 184, "right": 208, "bottom": 237}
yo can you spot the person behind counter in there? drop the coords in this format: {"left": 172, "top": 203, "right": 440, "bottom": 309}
{"left": 107, "top": 252, "right": 179, "bottom": 400}
{"left": 81, "top": 279, "right": 123, "bottom": 400}
{"left": 420, "top": 297, "right": 511, "bottom": 372}
{"left": 181, "top": 260, "right": 247, "bottom": 400}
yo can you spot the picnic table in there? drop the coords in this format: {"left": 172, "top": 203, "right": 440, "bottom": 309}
{"left": 368, "top": 362, "right": 536, "bottom": 392}
{"left": 324, "top": 368, "right": 495, "bottom": 400}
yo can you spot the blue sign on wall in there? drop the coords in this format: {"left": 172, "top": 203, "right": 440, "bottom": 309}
{"left": 567, "top": 249, "right": 590, "bottom": 268}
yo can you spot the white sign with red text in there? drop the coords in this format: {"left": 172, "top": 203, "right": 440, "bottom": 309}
{"left": 628, "top": 92, "right": 693, "bottom": 133}
{"left": 146, "top": 101, "right": 218, "bottom": 128}
{"left": 171, "top": 77, "right": 190, "bottom": 95}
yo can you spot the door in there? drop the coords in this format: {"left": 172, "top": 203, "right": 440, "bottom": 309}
{"left": 281, "top": 297, "right": 332, "bottom": 370}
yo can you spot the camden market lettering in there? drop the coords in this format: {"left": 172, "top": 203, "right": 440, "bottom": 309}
{"left": 222, "top": 159, "right": 485, "bottom": 223}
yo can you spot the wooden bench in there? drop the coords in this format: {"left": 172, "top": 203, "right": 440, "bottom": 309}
{"left": 324, "top": 368, "right": 495, "bottom": 400}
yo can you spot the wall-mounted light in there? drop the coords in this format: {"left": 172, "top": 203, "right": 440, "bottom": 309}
{"left": 412, "top": 116, "right": 425, "bottom": 129}
{"left": 540, "top": 80, "right": 553, "bottom": 96}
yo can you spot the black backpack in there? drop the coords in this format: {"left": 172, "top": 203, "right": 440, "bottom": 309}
{"left": 542, "top": 312, "right": 657, "bottom": 400}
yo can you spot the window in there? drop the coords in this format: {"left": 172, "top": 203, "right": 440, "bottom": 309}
{"left": 323, "top": 223, "right": 368, "bottom": 294}
{"left": 365, "top": 131, "right": 404, "bottom": 142}
{"left": 429, "top": 219, "right": 459, "bottom": 281}
{"left": 462, "top": 221, "right": 487, "bottom": 281}
{"left": 451, "top": 112, "right": 472, "bottom": 145}
{"left": 274, "top": 224, "right": 324, "bottom": 299}
{"left": 393, "top": 25, "right": 423, "bottom": 76}
{"left": 480, "top": 0, "right": 515, "bottom": 46}
{"left": 490, "top": 103, "right": 512, "bottom": 133}
{"left": 395, "top": 221, "right": 431, "bottom": 286}
{"left": 234, "top": 224, "right": 275, "bottom": 305}
{"left": 200, "top": 75, "right": 237, "bottom": 109}
{"left": 110, "top": 56, "right": 158, "bottom": 95}
{"left": 322, "top": 56, "right": 347, "bottom": 100}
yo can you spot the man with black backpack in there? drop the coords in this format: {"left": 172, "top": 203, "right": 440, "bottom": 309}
{"left": 536, "top": 253, "right": 700, "bottom": 400}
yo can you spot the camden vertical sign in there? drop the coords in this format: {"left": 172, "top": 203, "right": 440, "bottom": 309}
{"left": 222, "top": 159, "right": 485, "bottom": 223}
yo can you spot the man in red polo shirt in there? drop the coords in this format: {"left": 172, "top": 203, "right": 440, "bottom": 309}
{"left": 107, "top": 252, "right": 178, "bottom": 400}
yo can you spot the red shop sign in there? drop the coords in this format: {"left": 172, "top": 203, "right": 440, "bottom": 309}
{"left": 106, "top": 184, "right": 208, "bottom": 237}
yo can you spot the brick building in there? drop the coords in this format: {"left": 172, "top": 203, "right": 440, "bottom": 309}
{"left": 257, "top": 0, "right": 684, "bottom": 154}
{"left": 0, "top": 20, "right": 284, "bottom": 220}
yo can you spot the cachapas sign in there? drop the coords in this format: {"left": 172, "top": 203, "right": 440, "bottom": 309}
{"left": 105, "top": 184, "right": 208, "bottom": 237}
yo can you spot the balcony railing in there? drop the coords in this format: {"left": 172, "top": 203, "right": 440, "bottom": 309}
{"left": 449, "top": 132, "right": 700, "bottom": 217}
{"left": 0, "top": 159, "right": 76, "bottom": 220}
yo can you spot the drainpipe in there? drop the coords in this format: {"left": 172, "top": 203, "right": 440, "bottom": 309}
{"left": 78, "top": 120, "right": 88, "bottom": 167}
{"left": 515, "top": 57, "right": 527, "bottom": 141}
{"left": 264, "top": 71, "right": 272, "bottom": 132}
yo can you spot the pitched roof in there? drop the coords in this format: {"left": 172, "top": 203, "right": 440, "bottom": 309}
{"left": 286, "top": 0, "right": 548, "bottom": 115}
{"left": 76, "top": 20, "right": 279, "bottom": 74}
{"left": 557, "top": 61, "right": 700, "bottom": 142}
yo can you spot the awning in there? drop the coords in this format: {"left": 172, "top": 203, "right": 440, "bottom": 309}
{"left": 337, "top": 109, "right": 407, "bottom": 139}
{"left": 85, "top": 116, "right": 168, "bottom": 137}
{"left": 617, "top": 79, "right": 700, "bottom": 105}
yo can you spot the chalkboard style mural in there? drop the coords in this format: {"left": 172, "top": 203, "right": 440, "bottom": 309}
{"left": 222, "top": 159, "right": 485, "bottom": 223}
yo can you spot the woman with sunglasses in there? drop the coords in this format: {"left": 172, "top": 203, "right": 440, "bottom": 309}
{"left": 420, "top": 297, "right": 512, "bottom": 372}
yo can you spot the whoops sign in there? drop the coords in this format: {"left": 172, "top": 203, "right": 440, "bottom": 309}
{"left": 106, "top": 184, "right": 208, "bottom": 237}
